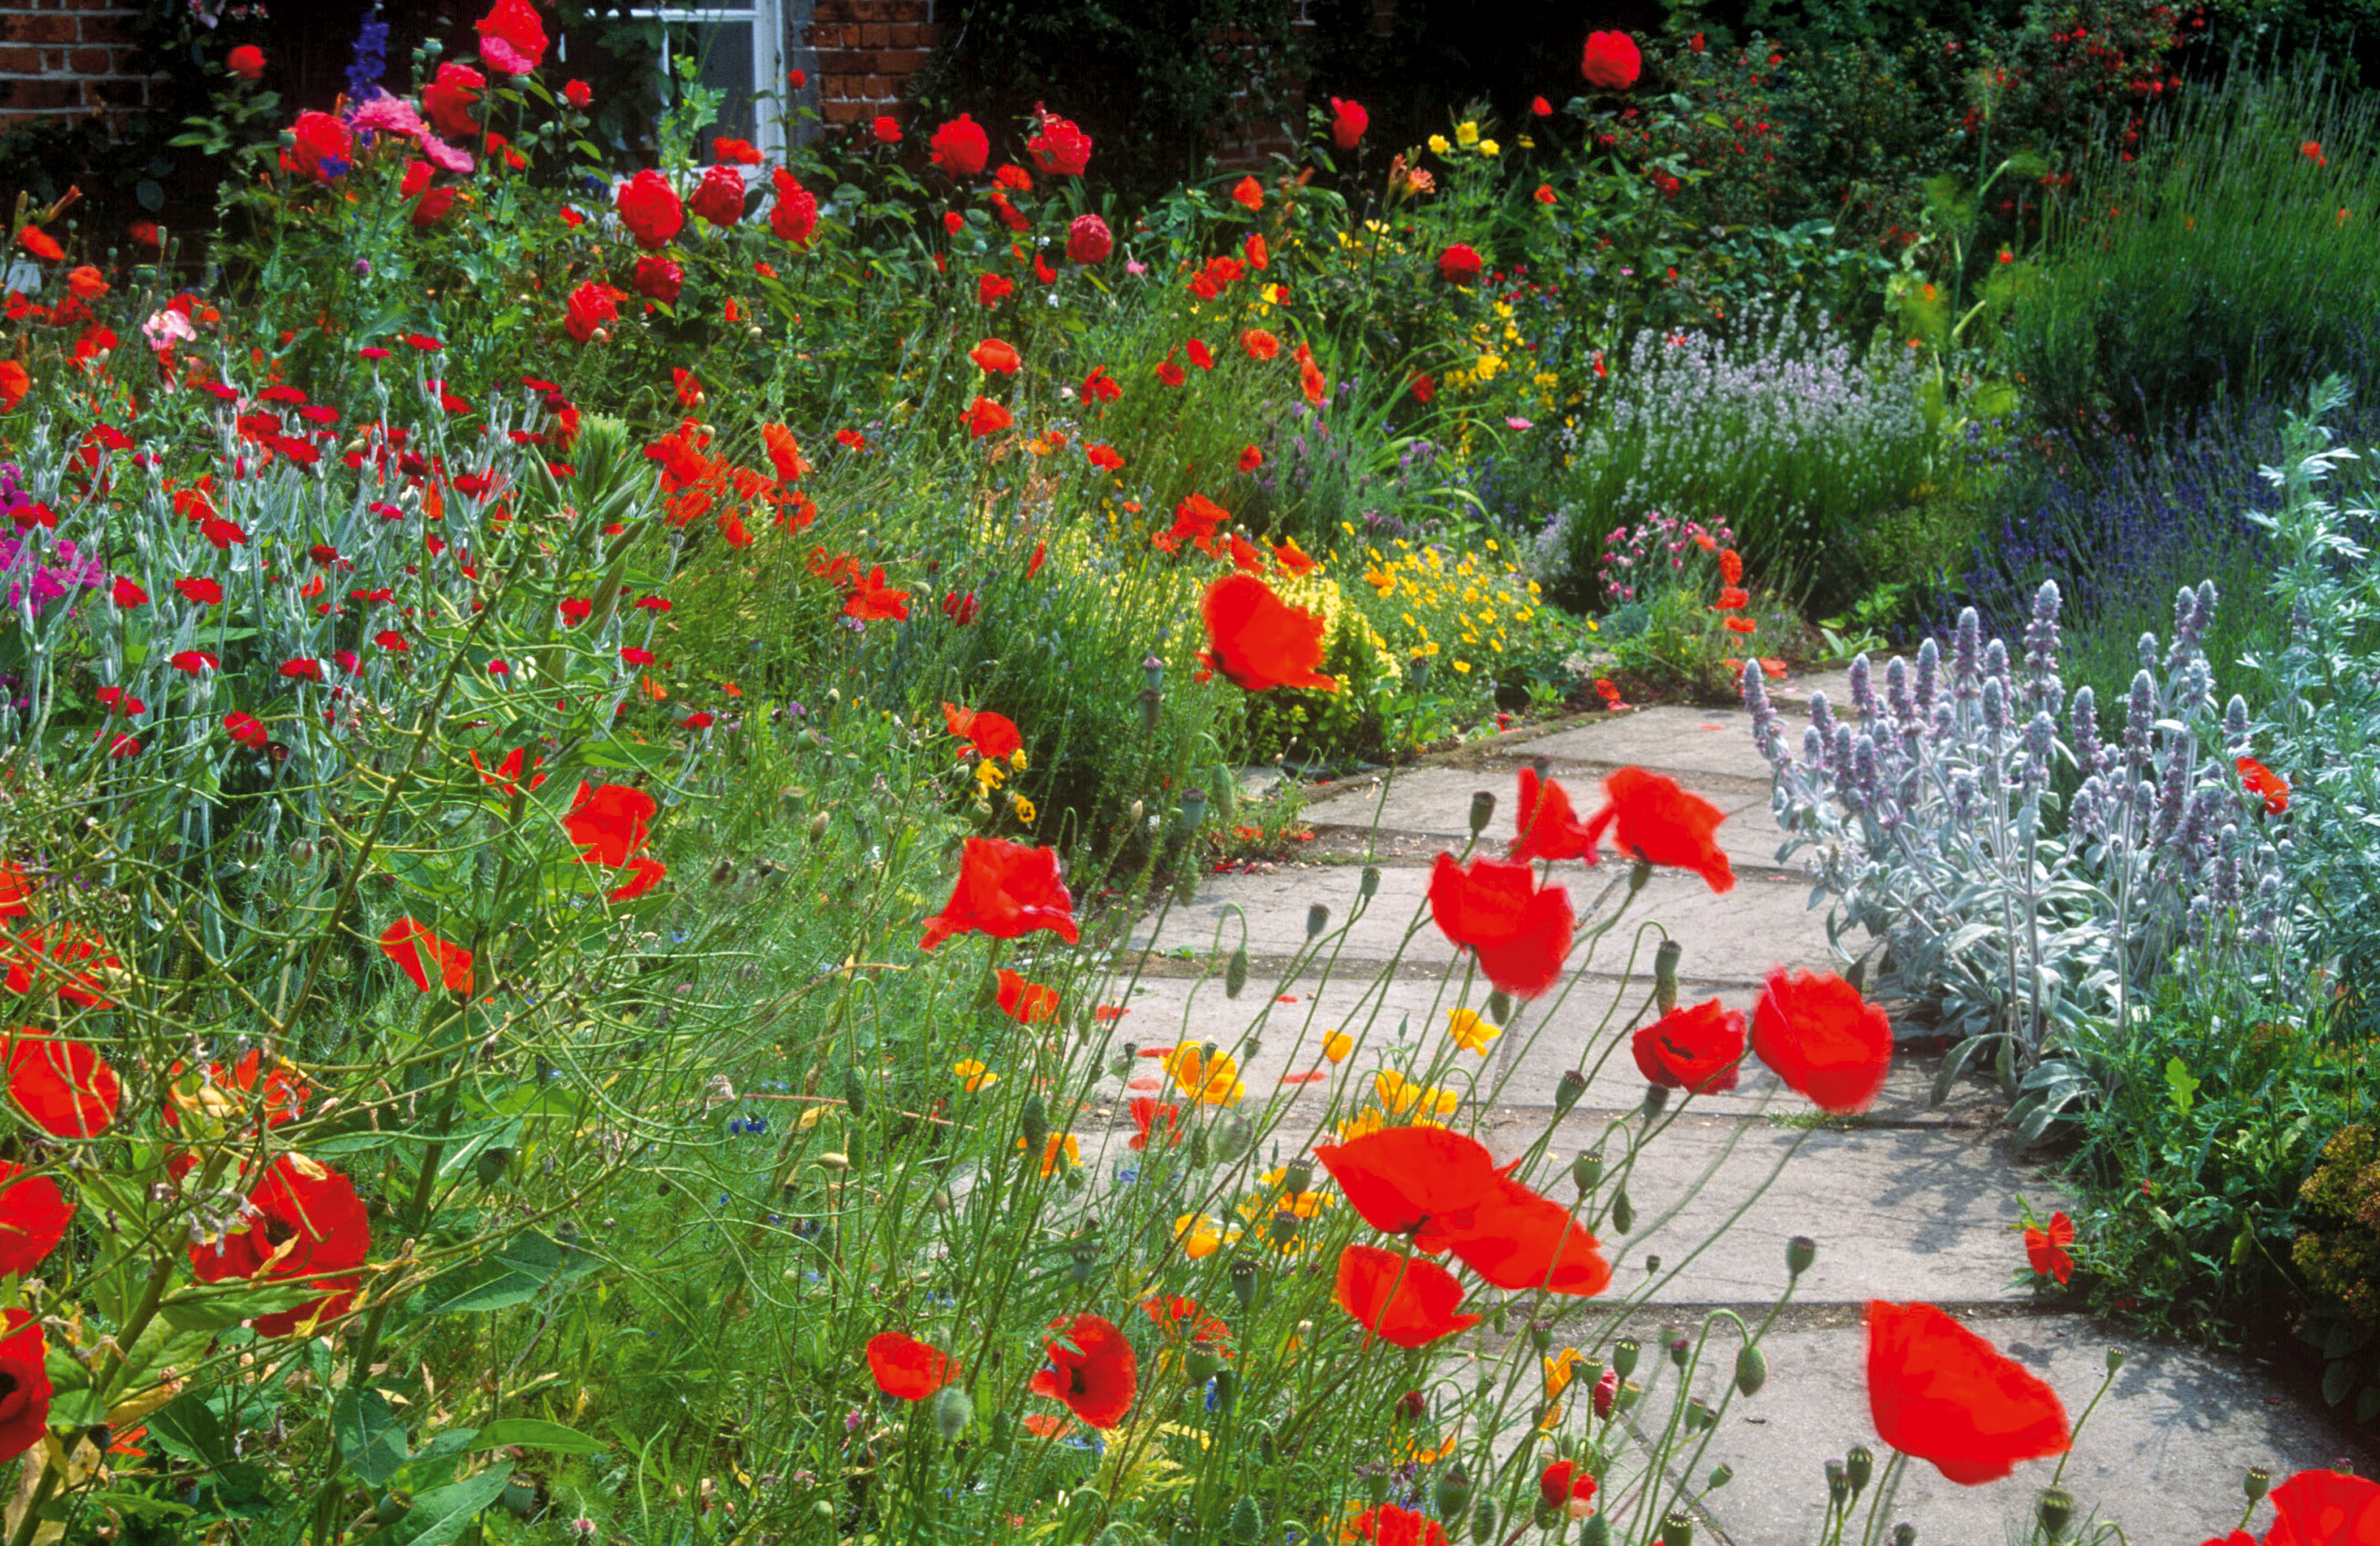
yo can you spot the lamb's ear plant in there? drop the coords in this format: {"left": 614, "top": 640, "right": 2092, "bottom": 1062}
{"left": 1743, "top": 564, "right": 2289, "bottom": 1143}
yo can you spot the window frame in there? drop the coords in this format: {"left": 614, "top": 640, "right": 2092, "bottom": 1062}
{"left": 623, "top": 0, "right": 788, "bottom": 168}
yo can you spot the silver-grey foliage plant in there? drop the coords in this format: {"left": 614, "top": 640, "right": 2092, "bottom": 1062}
{"left": 1738, "top": 579, "right": 2287, "bottom": 1140}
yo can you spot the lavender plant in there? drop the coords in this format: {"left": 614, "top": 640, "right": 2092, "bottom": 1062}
{"left": 1742, "top": 582, "right": 2288, "bottom": 1141}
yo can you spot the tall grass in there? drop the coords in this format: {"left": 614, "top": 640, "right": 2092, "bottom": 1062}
{"left": 2007, "top": 64, "right": 2380, "bottom": 437}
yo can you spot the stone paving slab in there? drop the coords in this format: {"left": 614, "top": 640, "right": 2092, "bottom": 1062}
{"left": 1482, "top": 1112, "right": 2060, "bottom": 1308}
{"left": 1488, "top": 706, "right": 1777, "bottom": 788}
{"left": 1133, "top": 863, "right": 1836, "bottom": 977}
{"left": 1675, "top": 1318, "right": 2364, "bottom": 1545}
{"left": 1073, "top": 970, "right": 1995, "bottom": 1122}
{"left": 1296, "top": 765, "right": 1803, "bottom": 874}
{"left": 1767, "top": 666, "right": 1856, "bottom": 713}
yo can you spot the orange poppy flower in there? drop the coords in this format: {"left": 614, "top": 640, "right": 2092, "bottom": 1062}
{"left": 866, "top": 1331, "right": 954, "bottom": 1400}
{"left": 1427, "top": 854, "right": 1573, "bottom": 999}
{"left": 2024, "top": 1211, "right": 2074, "bottom": 1285}
{"left": 1334, "top": 1243, "right": 1481, "bottom": 1348}
{"left": 1866, "top": 1300, "right": 2069, "bottom": 1484}
{"left": 1199, "top": 573, "right": 1337, "bottom": 692}
{"left": 994, "top": 967, "right": 1059, "bottom": 1024}
{"left": 1029, "top": 1312, "right": 1137, "bottom": 1429}
{"left": 1580, "top": 767, "right": 1734, "bottom": 893}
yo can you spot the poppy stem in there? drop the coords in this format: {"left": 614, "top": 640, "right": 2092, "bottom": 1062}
{"left": 1856, "top": 1449, "right": 1910, "bottom": 1546}
{"left": 2048, "top": 1353, "right": 2121, "bottom": 1490}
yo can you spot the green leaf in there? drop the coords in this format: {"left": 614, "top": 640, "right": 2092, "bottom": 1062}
{"left": 382, "top": 1464, "right": 514, "bottom": 1546}
{"left": 417, "top": 1230, "right": 564, "bottom": 1314}
{"left": 2164, "top": 1056, "right": 2199, "bottom": 1115}
{"left": 335, "top": 1389, "right": 411, "bottom": 1488}
{"left": 2321, "top": 1359, "right": 2355, "bottom": 1406}
{"left": 148, "top": 1395, "right": 234, "bottom": 1469}
{"left": 472, "top": 1417, "right": 602, "bottom": 1454}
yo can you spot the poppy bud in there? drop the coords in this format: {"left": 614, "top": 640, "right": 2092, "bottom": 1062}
{"left": 1612, "top": 1338, "right": 1639, "bottom": 1376}
{"left": 808, "top": 811, "right": 831, "bottom": 841}
{"left": 1130, "top": 799, "right": 1145, "bottom": 823}
{"left": 2036, "top": 1488, "right": 2073, "bottom": 1539}
{"left": 1228, "top": 1498, "right": 1262, "bottom": 1543}
{"left": 1229, "top": 1256, "right": 1258, "bottom": 1310}
{"left": 1307, "top": 903, "right": 1329, "bottom": 938}
{"left": 819, "top": 1151, "right": 850, "bottom": 1170}
{"left": 474, "top": 1146, "right": 512, "bottom": 1187}
{"left": 1654, "top": 938, "right": 1682, "bottom": 1013}
{"left": 1554, "top": 1069, "right": 1587, "bottom": 1114}
{"left": 1186, "top": 1345, "right": 1220, "bottom": 1382}
{"left": 1394, "top": 1388, "right": 1425, "bottom": 1421}
{"left": 1211, "top": 1111, "right": 1252, "bottom": 1162}
{"left": 1665, "top": 1328, "right": 1691, "bottom": 1368}
{"left": 1572, "top": 1150, "right": 1603, "bottom": 1193}
{"left": 1063, "top": 1167, "right": 1087, "bottom": 1191}
{"left": 1891, "top": 1527, "right": 1917, "bottom": 1546}
{"left": 843, "top": 1067, "right": 866, "bottom": 1116}
{"left": 1827, "top": 1460, "right": 1848, "bottom": 1505}
{"left": 931, "top": 1384, "right": 973, "bottom": 1442}
{"left": 1642, "top": 1082, "right": 1669, "bottom": 1118}
{"left": 1188, "top": 1126, "right": 1209, "bottom": 1166}
{"left": 1845, "top": 1446, "right": 1874, "bottom": 1492}
{"left": 1432, "top": 1465, "right": 1470, "bottom": 1520}
{"left": 1212, "top": 1368, "right": 1238, "bottom": 1411}
{"left": 1786, "top": 1234, "right": 1816, "bottom": 1277}
{"left": 2244, "top": 1468, "right": 2271, "bottom": 1504}
{"left": 1472, "top": 1498, "right": 1500, "bottom": 1539}
{"left": 1019, "top": 1092, "right": 1048, "bottom": 1157}
{"left": 1468, "top": 789, "right": 1496, "bottom": 836}
{"left": 1661, "top": 1511, "right": 1694, "bottom": 1546}
{"left": 989, "top": 1411, "right": 1014, "bottom": 1455}
{"left": 1226, "top": 947, "right": 1249, "bottom": 998}
{"left": 1177, "top": 788, "right": 1207, "bottom": 834}
{"left": 1577, "top": 1515, "right": 1607, "bottom": 1546}
{"left": 1707, "top": 1463, "right": 1733, "bottom": 1489}
{"left": 1528, "top": 1320, "right": 1551, "bottom": 1351}
{"left": 1630, "top": 857, "right": 1653, "bottom": 892}
{"left": 1610, "top": 1188, "right": 1634, "bottom": 1234}
{"left": 1360, "top": 865, "right": 1380, "bottom": 898}
{"left": 1734, "top": 1342, "right": 1767, "bottom": 1396}
{"left": 1488, "top": 990, "right": 1512, "bottom": 1023}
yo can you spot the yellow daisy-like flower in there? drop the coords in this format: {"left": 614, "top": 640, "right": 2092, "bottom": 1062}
{"left": 1456, "top": 120, "right": 1479, "bottom": 146}
{"left": 1397, "top": 1428, "right": 1462, "bottom": 1464}
{"left": 1166, "top": 1046, "right": 1245, "bottom": 1106}
{"left": 1020, "top": 1132, "right": 1081, "bottom": 1177}
{"left": 1175, "top": 1213, "right": 1228, "bottom": 1258}
{"left": 1374, "top": 1069, "right": 1459, "bottom": 1118}
{"left": 1322, "top": 1031, "right": 1355, "bottom": 1063}
{"left": 1445, "top": 1008, "right": 1502, "bottom": 1055}
{"left": 952, "top": 1058, "right": 999, "bottom": 1092}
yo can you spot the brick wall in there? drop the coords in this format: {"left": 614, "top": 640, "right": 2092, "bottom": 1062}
{"left": 0, "top": 0, "right": 149, "bottom": 132}
{"left": 805, "top": 0, "right": 937, "bottom": 130}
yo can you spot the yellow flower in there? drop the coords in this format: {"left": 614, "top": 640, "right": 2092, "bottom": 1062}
{"left": 1518, "top": 134, "right": 1536, "bottom": 149}
{"left": 1544, "top": 1347, "right": 1586, "bottom": 1398}
{"left": 1175, "top": 1213, "right": 1228, "bottom": 1258}
{"left": 1020, "top": 1132, "right": 1080, "bottom": 1176}
{"left": 1397, "top": 1428, "right": 1462, "bottom": 1464}
{"left": 1322, "top": 1031, "right": 1355, "bottom": 1063}
{"left": 1374, "top": 1069, "right": 1459, "bottom": 1118}
{"left": 1479, "top": 138, "right": 1499, "bottom": 156}
{"left": 1455, "top": 120, "right": 1479, "bottom": 147}
{"left": 1009, "top": 748, "right": 1029, "bottom": 771}
{"left": 1428, "top": 133, "right": 1451, "bottom": 155}
{"left": 952, "top": 1058, "right": 999, "bottom": 1092}
{"left": 1453, "top": 660, "right": 1472, "bottom": 674}
{"left": 1009, "top": 793, "right": 1037, "bottom": 825}
{"left": 1445, "top": 1008, "right": 1502, "bottom": 1055}
{"left": 1167, "top": 1046, "right": 1245, "bottom": 1105}
{"left": 1334, "top": 1106, "right": 1392, "bottom": 1143}
{"left": 975, "top": 760, "right": 1006, "bottom": 791}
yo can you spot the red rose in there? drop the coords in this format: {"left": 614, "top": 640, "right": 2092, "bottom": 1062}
{"left": 564, "top": 79, "right": 592, "bottom": 109}
{"left": 688, "top": 164, "right": 745, "bottom": 225}
{"left": 1066, "top": 212, "right": 1112, "bottom": 264}
{"left": 421, "top": 62, "right": 485, "bottom": 140}
{"left": 226, "top": 45, "right": 264, "bottom": 81}
{"left": 284, "top": 111, "right": 353, "bottom": 184}
{"left": 615, "top": 169, "right": 684, "bottom": 250}
{"left": 769, "top": 167, "right": 817, "bottom": 245}
{"left": 633, "top": 254, "right": 683, "bottom": 303}
{"left": 1026, "top": 103, "right": 1092, "bottom": 175}
{"left": 476, "top": 0, "right": 548, "bottom": 76}
{"left": 1328, "top": 96, "right": 1367, "bottom": 150}
{"left": 872, "top": 115, "right": 902, "bottom": 144}
{"left": 1582, "top": 30, "right": 1641, "bottom": 89}
{"left": 929, "top": 113, "right": 989, "bottom": 177}
{"left": 1437, "top": 242, "right": 1482, "bottom": 283}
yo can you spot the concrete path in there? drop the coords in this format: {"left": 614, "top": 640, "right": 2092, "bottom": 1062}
{"left": 1099, "top": 674, "right": 2368, "bottom": 1543}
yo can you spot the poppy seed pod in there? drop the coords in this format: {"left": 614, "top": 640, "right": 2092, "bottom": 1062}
{"left": 1362, "top": 1464, "right": 1389, "bottom": 1505}
{"left": 1685, "top": 1397, "right": 1716, "bottom": 1431}
{"left": 1734, "top": 1342, "right": 1767, "bottom": 1396}
{"left": 1846, "top": 1446, "right": 1874, "bottom": 1491}
{"left": 1409, "top": 653, "right": 1432, "bottom": 687}
{"left": 1787, "top": 1234, "right": 1817, "bottom": 1277}
{"left": 1655, "top": 938, "right": 1682, "bottom": 1013}
{"left": 1432, "top": 1465, "right": 1470, "bottom": 1520}
{"left": 2105, "top": 1347, "right": 2125, "bottom": 1373}
{"left": 931, "top": 1384, "right": 973, "bottom": 1442}
{"left": 1186, "top": 1344, "right": 1219, "bottom": 1382}
{"left": 2244, "top": 1467, "right": 2271, "bottom": 1504}
{"left": 1229, "top": 1256, "right": 1258, "bottom": 1310}
{"left": 1469, "top": 789, "right": 1496, "bottom": 836}
{"left": 1554, "top": 1069, "right": 1587, "bottom": 1114}
{"left": 1612, "top": 1338, "right": 1639, "bottom": 1376}
{"left": 1307, "top": 903, "right": 1329, "bottom": 938}
{"left": 1707, "top": 1463, "right": 1734, "bottom": 1489}
{"left": 1572, "top": 1150, "right": 1603, "bottom": 1193}
{"left": 2037, "top": 1489, "right": 2074, "bottom": 1539}
{"left": 1661, "top": 1511, "right": 1694, "bottom": 1546}
{"left": 1177, "top": 788, "right": 1207, "bottom": 835}
{"left": 1827, "top": 1460, "right": 1848, "bottom": 1505}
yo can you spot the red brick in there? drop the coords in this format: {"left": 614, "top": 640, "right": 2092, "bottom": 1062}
{"left": 0, "top": 76, "right": 81, "bottom": 110}
{"left": 878, "top": 48, "right": 928, "bottom": 73}
{"left": 65, "top": 43, "right": 106, "bottom": 73}
{"left": 821, "top": 98, "right": 863, "bottom": 125}
{"left": 887, "top": 22, "right": 919, "bottom": 47}
{"left": 0, "top": 15, "right": 76, "bottom": 44}
{"left": 0, "top": 45, "right": 41, "bottom": 71}
{"left": 857, "top": 22, "right": 888, "bottom": 46}
{"left": 860, "top": 73, "right": 890, "bottom": 97}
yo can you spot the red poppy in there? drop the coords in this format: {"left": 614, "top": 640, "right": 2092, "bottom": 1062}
{"left": 1026, "top": 104, "right": 1093, "bottom": 175}
{"left": 1437, "top": 244, "right": 1483, "bottom": 283}
{"left": 2238, "top": 756, "right": 2289, "bottom": 815}
{"left": 1231, "top": 175, "right": 1262, "bottom": 212}
{"left": 284, "top": 110, "right": 353, "bottom": 182}
{"left": 1273, "top": 539, "right": 1315, "bottom": 576}
{"left": 2024, "top": 1211, "right": 2075, "bottom": 1285}
{"left": 0, "top": 867, "right": 25, "bottom": 918}
{"left": 379, "top": 918, "right": 474, "bottom": 996}
{"left": 843, "top": 566, "right": 910, "bottom": 622}
{"left": 1427, "top": 853, "right": 1574, "bottom": 999}
{"left": 970, "top": 337, "right": 1021, "bottom": 375}
{"left": 1334, "top": 1244, "right": 1482, "bottom": 1348}
{"left": 1410, "top": 372, "right": 1435, "bottom": 404}
{"left": 475, "top": 0, "right": 547, "bottom": 74}
{"left": 1633, "top": 999, "right": 1746, "bottom": 1094}
{"left": 930, "top": 114, "right": 989, "bottom": 177}
{"left": 422, "top": 62, "right": 484, "bottom": 138}
{"left": 607, "top": 856, "right": 668, "bottom": 903}
{"left": 189, "top": 1155, "right": 372, "bottom": 1336}
{"left": 1316, "top": 1126, "right": 1499, "bottom": 1246}
{"left": 163, "top": 1049, "right": 308, "bottom": 1132}
{"left": 1030, "top": 1312, "right": 1137, "bottom": 1429}
{"left": 1752, "top": 968, "right": 1893, "bottom": 1114}
{"left": 919, "top": 837, "right": 1079, "bottom": 950}
{"left": 866, "top": 1331, "right": 955, "bottom": 1400}
{"left": 1200, "top": 573, "right": 1337, "bottom": 694}
{"left": 1866, "top": 1300, "right": 2068, "bottom": 1484}
{"left": 1348, "top": 1505, "right": 1448, "bottom": 1546}
{"left": 965, "top": 396, "right": 1012, "bottom": 438}
{"left": 12, "top": 226, "right": 60, "bottom": 263}
{"left": 0, "top": 1310, "right": 48, "bottom": 1462}
{"left": 2, "top": 1025, "right": 119, "bottom": 1137}
{"left": 689, "top": 164, "right": 745, "bottom": 225}
{"left": 1581, "top": 30, "right": 1642, "bottom": 89}
{"left": 1140, "top": 1294, "right": 1227, "bottom": 1347}
{"left": 1128, "top": 1097, "right": 1183, "bottom": 1150}
{"left": 565, "top": 782, "right": 657, "bottom": 864}
{"left": 1087, "top": 443, "right": 1123, "bottom": 471}
{"left": 995, "top": 967, "right": 1059, "bottom": 1025}
{"left": 1237, "top": 445, "right": 1263, "bottom": 474}
{"left": 1539, "top": 1460, "right": 1597, "bottom": 1513}
{"left": 1329, "top": 96, "right": 1367, "bottom": 149}
{"left": 565, "top": 280, "right": 620, "bottom": 344}
{"left": 942, "top": 703, "right": 1023, "bottom": 760}
{"left": 2268, "top": 1469, "right": 2380, "bottom": 1545}
{"left": 978, "top": 272, "right": 1014, "bottom": 306}
{"left": 1530, "top": 94, "right": 1552, "bottom": 116}
{"left": 1066, "top": 213, "right": 1112, "bottom": 264}
{"left": 713, "top": 136, "right": 762, "bottom": 166}
{"left": 1578, "top": 767, "right": 1734, "bottom": 892}
{"left": 0, "top": 1161, "right": 73, "bottom": 1275}
{"left": 1226, "top": 535, "right": 1267, "bottom": 575}
{"left": 1241, "top": 329, "right": 1281, "bottom": 360}
{"left": 1510, "top": 766, "right": 1595, "bottom": 864}
{"left": 1443, "top": 1174, "right": 1611, "bottom": 1295}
